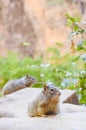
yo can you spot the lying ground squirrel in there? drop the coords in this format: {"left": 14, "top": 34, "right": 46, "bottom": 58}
{"left": 2, "top": 75, "right": 37, "bottom": 96}
{"left": 27, "top": 84, "right": 61, "bottom": 117}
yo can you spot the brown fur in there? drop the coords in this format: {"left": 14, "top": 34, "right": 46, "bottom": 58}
{"left": 2, "top": 75, "right": 36, "bottom": 96}
{"left": 27, "top": 84, "right": 61, "bottom": 117}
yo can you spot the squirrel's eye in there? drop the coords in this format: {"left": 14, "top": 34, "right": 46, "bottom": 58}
{"left": 50, "top": 89, "right": 54, "bottom": 92}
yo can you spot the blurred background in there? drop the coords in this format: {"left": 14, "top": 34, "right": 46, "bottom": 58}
{"left": 0, "top": 0, "right": 86, "bottom": 104}
{"left": 0, "top": 0, "right": 86, "bottom": 57}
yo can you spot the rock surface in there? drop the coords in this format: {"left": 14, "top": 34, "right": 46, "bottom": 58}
{"left": 0, "top": 88, "right": 86, "bottom": 130}
{"left": 0, "top": 0, "right": 37, "bottom": 57}
{"left": 61, "top": 90, "right": 79, "bottom": 105}
{"left": 0, "top": 113, "right": 86, "bottom": 130}
{"left": 1, "top": 0, "right": 86, "bottom": 57}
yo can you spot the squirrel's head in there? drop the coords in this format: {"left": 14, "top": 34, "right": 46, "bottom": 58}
{"left": 25, "top": 75, "right": 37, "bottom": 86}
{"left": 43, "top": 84, "right": 61, "bottom": 97}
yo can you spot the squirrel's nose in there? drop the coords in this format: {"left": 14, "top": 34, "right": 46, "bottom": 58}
{"left": 59, "top": 92, "right": 61, "bottom": 96}
{"left": 57, "top": 91, "right": 61, "bottom": 96}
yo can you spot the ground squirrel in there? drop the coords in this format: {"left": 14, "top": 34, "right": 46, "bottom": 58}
{"left": 27, "top": 84, "right": 61, "bottom": 117}
{"left": 2, "top": 75, "right": 36, "bottom": 96}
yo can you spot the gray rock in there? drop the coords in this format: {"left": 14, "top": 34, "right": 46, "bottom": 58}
{"left": 0, "top": 88, "right": 86, "bottom": 130}
{"left": 0, "top": 0, "right": 37, "bottom": 56}
{"left": 61, "top": 89, "right": 79, "bottom": 105}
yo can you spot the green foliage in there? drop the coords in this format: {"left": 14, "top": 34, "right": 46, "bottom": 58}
{"left": 77, "top": 41, "right": 86, "bottom": 52}
{"left": 48, "top": 43, "right": 86, "bottom": 104}
{"left": 66, "top": 14, "right": 81, "bottom": 26}
{"left": 66, "top": 14, "right": 86, "bottom": 50}
{"left": 66, "top": 14, "right": 86, "bottom": 104}
{"left": 0, "top": 14, "right": 86, "bottom": 104}
{"left": 0, "top": 52, "right": 42, "bottom": 89}
{"left": 0, "top": 52, "right": 77, "bottom": 89}
{"left": 0, "top": 51, "right": 86, "bottom": 104}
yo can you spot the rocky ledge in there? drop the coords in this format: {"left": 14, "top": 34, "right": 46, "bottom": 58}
{"left": 0, "top": 88, "right": 86, "bottom": 130}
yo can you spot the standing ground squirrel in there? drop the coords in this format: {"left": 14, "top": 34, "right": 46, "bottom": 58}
{"left": 2, "top": 75, "right": 37, "bottom": 96}
{"left": 27, "top": 84, "right": 61, "bottom": 117}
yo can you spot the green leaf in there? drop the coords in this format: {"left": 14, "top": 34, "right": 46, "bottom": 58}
{"left": 67, "top": 19, "right": 73, "bottom": 27}
{"left": 74, "top": 55, "right": 81, "bottom": 61}
{"left": 55, "top": 42, "right": 63, "bottom": 47}
{"left": 79, "top": 29, "right": 85, "bottom": 33}
{"left": 66, "top": 14, "right": 81, "bottom": 23}
{"left": 65, "top": 14, "right": 75, "bottom": 22}
{"left": 77, "top": 41, "right": 86, "bottom": 52}
{"left": 74, "top": 16, "right": 81, "bottom": 23}
{"left": 73, "top": 24, "right": 80, "bottom": 31}
{"left": 83, "top": 40, "right": 86, "bottom": 45}
{"left": 77, "top": 45, "right": 84, "bottom": 51}
{"left": 22, "top": 42, "right": 31, "bottom": 46}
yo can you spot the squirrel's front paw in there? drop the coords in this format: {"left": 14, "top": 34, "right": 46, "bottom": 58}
{"left": 40, "top": 114, "right": 47, "bottom": 117}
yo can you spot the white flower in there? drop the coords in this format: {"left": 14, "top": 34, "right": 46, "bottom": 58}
{"left": 40, "top": 64, "right": 50, "bottom": 68}
{"left": 56, "top": 68, "right": 59, "bottom": 72}
{"left": 73, "top": 72, "right": 79, "bottom": 77}
{"left": 70, "top": 79, "right": 78, "bottom": 85}
{"left": 47, "top": 81, "right": 53, "bottom": 85}
{"left": 61, "top": 82, "right": 66, "bottom": 87}
{"left": 79, "top": 88, "right": 82, "bottom": 91}
{"left": 80, "top": 70, "right": 86, "bottom": 75}
{"left": 65, "top": 72, "right": 72, "bottom": 77}
{"left": 80, "top": 54, "right": 86, "bottom": 62}
{"left": 40, "top": 74, "right": 45, "bottom": 77}
{"left": 27, "top": 65, "right": 30, "bottom": 68}
{"left": 72, "top": 62, "right": 76, "bottom": 66}
{"left": 30, "top": 65, "right": 36, "bottom": 68}
{"left": 61, "top": 78, "right": 70, "bottom": 86}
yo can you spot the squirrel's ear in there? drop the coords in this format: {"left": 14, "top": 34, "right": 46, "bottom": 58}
{"left": 43, "top": 85, "right": 48, "bottom": 91}
{"left": 26, "top": 75, "right": 30, "bottom": 78}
